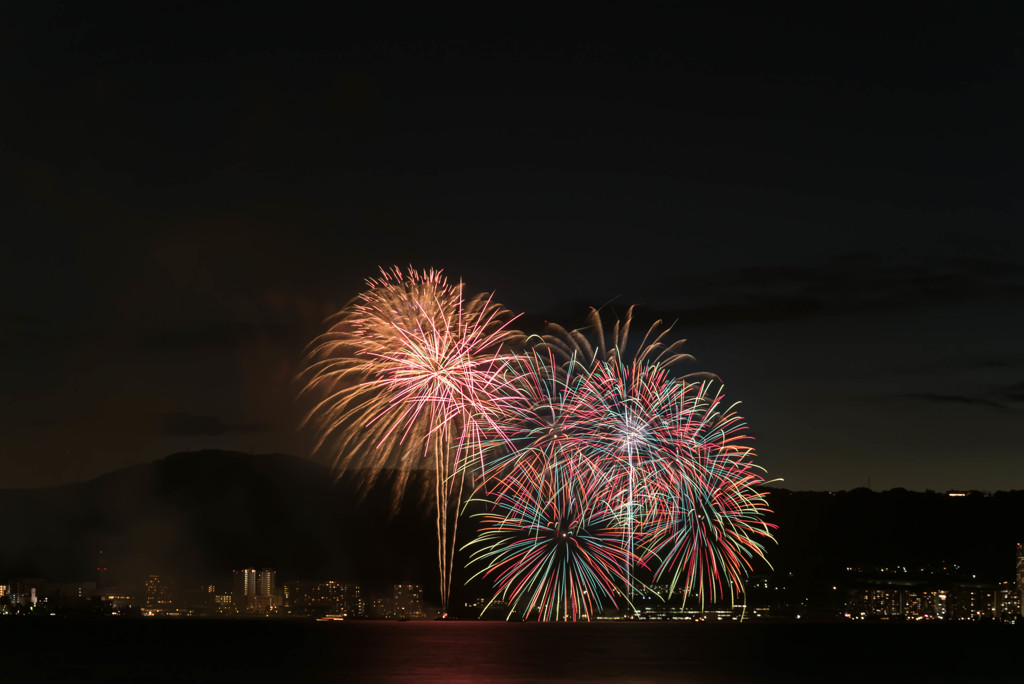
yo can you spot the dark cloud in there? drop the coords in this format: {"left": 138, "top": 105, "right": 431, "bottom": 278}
{"left": 904, "top": 393, "right": 1008, "bottom": 410}
{"left": 652, "top": 254, "right": 1023, "bottom": 327}
{"left": 992, "top": 381, "right": 1024, "bottom": 405}
{"left": 888, "top": 356, "right": 1024, "bottom": 377}
{"left": 164, "top": 412, "right": 268, "bottom": 437}
{"left": 890, "top": 381, "right": 1024, "bottom": 412}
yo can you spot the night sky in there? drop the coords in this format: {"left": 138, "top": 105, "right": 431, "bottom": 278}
{"left": 3, "top": 4, "right": 1022, "bottom": 492}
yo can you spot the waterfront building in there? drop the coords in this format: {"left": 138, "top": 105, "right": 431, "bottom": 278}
{"left": 846, "top": 588, "right": 903, "bottom": 619}
{"left": 95, "top": 588, "right": 135, "bottom": 613}
{"left": 214, "top": 591, "right": 235, "bottom": 614}
{"left": 902, "top": 590, "right": 947, "bottom": 619}
{"left": 393, "top": 584, "right": 427, "bottom": 619}
{"left": 233, "top": 568, "right": 257, "bottom": 610}
{"left": 995, "top": 583, "right": 1020, "bottom": 621}
{"left": 143, "top": 575, "right": 173, "bottom": 614}
{"left": 256, "top": 569, "right": 275, "bottom": 597}
{"left": 947, "top": 587, "right": 996, "bottom": 621}
{"left": 233, "top": 568, "right": 280, "bottom": 613}
{"left": 284, "top": 580, "right": 363, "bottom": 617}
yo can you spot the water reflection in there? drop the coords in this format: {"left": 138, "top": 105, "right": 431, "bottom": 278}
{"left": 322, "top": 622, "right": 757, "bottom": 683}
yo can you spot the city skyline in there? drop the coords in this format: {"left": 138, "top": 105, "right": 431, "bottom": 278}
{"left": 3, "top": 450, "right": 1024, "bottom": 601}
{"left": 5, "top": 552, "right": 1024, "bottom": 623}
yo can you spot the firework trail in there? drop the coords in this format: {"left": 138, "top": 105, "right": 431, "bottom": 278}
{"left": 302, "top": 274, "right": 773, "bottom": 618}
{"left": 466, "top": 452, "right": 640, "bottom": 621}
{"left": 566, "top": 357, "right": 690, "bottom": 593}
{"left": 541, "top": 305, "right": 697, "bottom": 370}
{"left": 474, "top": 347, "right": 587, "bottom": 486}
{"left": 641, "top": 383, "right": 775, "bottom": 608}
{"left": 538, "top": 306, "right": 712, "bottom": 604}
{"left": 300, "top": 266, "right": 523, "bottom": 611}
{"left": 467, "top": 305, "right": 773, "bottom": 617}
{"left": 465, "top": 347, "right": 645, "bottom": 619}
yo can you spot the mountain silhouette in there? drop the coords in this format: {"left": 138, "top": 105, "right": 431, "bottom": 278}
{"left": 2, "top": 451, "right": 1023, "bottom": 608}
{"left": 0, "top": 451, "right": 444, "bottom": 596}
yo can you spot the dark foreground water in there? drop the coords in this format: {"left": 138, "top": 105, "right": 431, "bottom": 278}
{"left": 0, "top": 619, "right": 1018, "bottom": 683}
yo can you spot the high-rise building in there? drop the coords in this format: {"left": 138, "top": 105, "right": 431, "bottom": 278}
{"left": 1016, "top": 543, "right": 1024, "bottom": 616}
{"left": 233, "top": 568, "right": 280, "bottom": 613}
{"left": 256, "top": 569, "right": 276, "bottom": 597}
{"left": 393, "top": 584, "right": 426, "bottom": 620}
{"left": 995, "top": 583, "right": 1020, "bottom": 621}
{"left": 233, "top": 568, "right": 257, "bottom": 610}
{"left": 338, "top": 583, "right": 364, "bottom": 618}
{"left": 144, "top": 575, "right": 173, "bottom": 614}
{"left": 846, "top": 588, "right": 903, "bottom": 619}
{"left": 947, "top": 588, "right": 996, "bottom": 621}
{"left": 903, "top": 590, "right": 947, "bottom": 619}
{"left": 284, "top": 581, "right": 363, "bottom": 618}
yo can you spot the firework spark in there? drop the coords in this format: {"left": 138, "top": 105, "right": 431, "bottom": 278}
{"left": 302, "top": 273, "right": 773, "bottom": 619}
{"left": 538, "top": 307, "right": 709, "bottom": 602}
{"left": 467, "top": 306, "right": 773, "bottom": 618}
{"left": 641, "top": 384, "right": 776, "bottom": 608}
{"left": 467, "top": 455, "right": 640, "bottom": 621}
{"left": 300, "top": 266, "right": 523, "bottom": 610}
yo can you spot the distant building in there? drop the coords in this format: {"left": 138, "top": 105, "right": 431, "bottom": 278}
{"left": 284, "top": 580, "right": 363, "bottom": 618}
{"left": 846, "top": 588, "right": 903, "bottom": 619}
{"left": 846, "top": 584, "right": 1013, "bottom": 622}
{"left": 178, "top": 585, "right": 217, "bottom": 616}
{"left": 96, "top": 588, "right": 136, "bottom": 613}
{"left": 902, "top": 590, "right": 947, "bottom": 619}
{"left": 995, "top": 583, "right": 1020, "bottom": 622}
{"left": 254, "top": 569, "right": 278, "bottom": 611}
{"left": 465, "top": 596, "right": 513, "bottom": 619}
{"left": 947, "top": 587, "right": 996, "bottom": 621}
{"left": 233, "top": 568, "right": 257, "bottom": 610}
{"left": 1016, "top": 543, "right": 1024, "bottom": 616}
{"left": 9, "top": 578, "right": 46, "bottom": 607}
{"left": 256, "top": 569, "right": 275, "bottom": 597}
{"left": 214, "top": 592, "right": 235, "bottom": 615}
{"left": 393, "top": 584, "right": 426, "bottom": 619}
{"left": 46, "top": 581, "right": 97, "bottom": 607}
{"left": 144, "top": 575, "right": 173, "bottom": 614}
{"left": 233, "top": 568, "right": 280, "bottom": 613}
{"left": 367, "top": 592, "right": 392, "bottom": 619}
{"left": 338, "top": 583, "right": 364, "bottom": 618}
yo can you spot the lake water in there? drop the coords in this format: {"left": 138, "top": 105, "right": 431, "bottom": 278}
{"left": 0, "top": 619, "right": 1018, "bottom": 682}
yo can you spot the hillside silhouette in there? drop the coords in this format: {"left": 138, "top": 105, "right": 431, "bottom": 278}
{"left": 0, "top": 451, "right": 443, "bottom": 595}
{"left": 2, "top": 451, "right": 1023, "bottom": 607}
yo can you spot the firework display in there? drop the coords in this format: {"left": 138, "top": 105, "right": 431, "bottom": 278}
{"left": 302, "top": 267, "right": 774, "bottom": 620}
{"left": 640, "top": 383, "right": 774, "bottom": 607}
{"left": 467, "top": 454, "right": 638, "bottom": 621}
{"left": 300, "top": 266, "right": 523, "bottom": 611}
